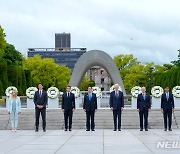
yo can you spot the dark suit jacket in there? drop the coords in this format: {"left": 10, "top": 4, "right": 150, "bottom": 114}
{"left": 62, "top": 92, "right": 75, "bottom": 110}
{"left": 137, "top": 93, "right": 151, "bottom": 110}
{"left": 34, "top": 90, "right": 48, "bottom": 108}
{"left": 161, "top": 93, "right": 174, "bottom": 109}
{"left": 83, "top": 93, "right": 97, "bottom": 111}
{"left": 109, "top": 91, "right": 124, "bottom": 110}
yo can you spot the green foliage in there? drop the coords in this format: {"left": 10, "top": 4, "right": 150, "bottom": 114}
{"left": 0, "top": 58, "right": 8, "bottom": 91}
{"left": 0, "top": 26, "right": 6, "bottom": 57}
{"left": 172, "top": 49, "right": 180, "bottom": 67}
{"left": 0, "top": 81, "right": 4, "bottom": 98}
{"left": 25, "top": 55, "right": 71, "bottom": 91}
{"left": 3, "top": 43, "right": 24, "bottom": 66}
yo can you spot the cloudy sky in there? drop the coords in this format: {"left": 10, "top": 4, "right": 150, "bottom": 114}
{"left": 0, "top": 0, "right": 180, "bottom": 64}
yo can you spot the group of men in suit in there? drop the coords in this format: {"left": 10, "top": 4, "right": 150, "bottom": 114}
{"left": 33, "top": 83, "right": 175, "bottom": 132}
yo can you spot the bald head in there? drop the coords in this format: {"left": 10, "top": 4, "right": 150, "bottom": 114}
{"left": 114, "top": 84, "right": 119, "bottom": 91}
{"left": 141, "top": 87, "right": 146, "bottom": 93}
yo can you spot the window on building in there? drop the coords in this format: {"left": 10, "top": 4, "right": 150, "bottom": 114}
{"left": 101, "top": 78, "right": 104, "bottom": 84}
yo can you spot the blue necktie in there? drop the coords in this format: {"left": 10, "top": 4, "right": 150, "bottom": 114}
{"left": 166, "top": 93, "right": 169, "bottom": 100}
{"left": 88, "top": 94, "right": 92, "bottom": 101}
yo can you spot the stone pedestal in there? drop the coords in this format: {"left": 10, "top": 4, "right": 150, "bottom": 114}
{"left": 27, "top": 98, "right": 35, "bottom": 109}
{"left": 152, "top": 97, "right": 161, "bottom": 108}
{"left": 131, "top": 97, "right": 137, "bottom": 109}
{"left": 48, "top": 98, "right": 59, "bottom": 108}
{"left": 75, "top": 97, "right": 80, "bottom": 108}
{"left": 97, "top": 97, "right": 101, "bottom": 108}
{"left": 6, "top": 97, "right": 9, "bottom": 109}
{"left": 174, "top": 97, "right": 180, "bottom": 108}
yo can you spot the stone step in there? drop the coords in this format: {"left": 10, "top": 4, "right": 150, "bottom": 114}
{"left": 0, "top": 108, "right": 179, "bottom": 129}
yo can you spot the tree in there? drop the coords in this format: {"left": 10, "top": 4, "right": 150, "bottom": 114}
{"left": 0, "top": 25, "right": 6, "bottom": 57}
{"left": 0, "top": 58, "right": 8, "bottom": 91}
{"left": 3, "top": 43, "right": 24, "bottom": 66}
{"left": 172, "top": 49, "right": 180, "bottom": 67}
{"left": 25, "top": 55, "right": 70, "bottom": 91}
{"left": 114, "top": 54, "right": 139, "bottom": 80}
{"left": 0, "top": 81, "right": 4, "bottom": 98}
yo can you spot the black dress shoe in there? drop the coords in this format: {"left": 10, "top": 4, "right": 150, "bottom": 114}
{"left": 69, "top": 129, "right": 72, "bottom": 131}
{"left": 164, "top": 128, "right": 167, "bottom": 131}
{"left": 169, "top": 128, "right": 172, "bottom": 131}
{"left": 35, "top": 128, "right": 38, "bottom": 132}
{"left": 145, "top": 129, "right": 148, "bottom": 131}
{"left": 65, "top": 129, "right": 67, "bottom": 131}
{"left": 113, "top": 129, "right": 117, "bottom": 131}
{"left": 140, "top": 129, "right": 143, "bottom": 131}
{"left": 43, "top": 129, "right": 46, "bottom": 132}
{"left": 86, "top": 129, "right": 90, "bottom": 131}
{"left": 91, "top": 129, "right": 95, "bottom": 131}
{"left": 118, "top": 129, "right": 121, "bottom": 131}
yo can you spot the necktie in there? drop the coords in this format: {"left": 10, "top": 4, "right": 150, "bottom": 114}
{"left": 115, "top": 91, "right": 118, "bottom": 98}
{"left": 68, "top": 92, "right": 70, "bottom": 97}
{"left": 39, "top": 91, "right": 42, "bottom": 97}
{"left": 89, "top": 93, "right": 92, "bottom": 101}
{"left": 143, "top": 93, "right": 145, "bottom": 100}
{"left": 166, "top": 93, "right": 169, "bottom": 100}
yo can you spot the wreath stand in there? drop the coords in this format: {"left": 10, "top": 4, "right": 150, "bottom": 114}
{"left": 48, "top": 97, "right": 59, "bottom": 108}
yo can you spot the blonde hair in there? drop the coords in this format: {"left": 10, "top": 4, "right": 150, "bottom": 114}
{"left": 11, "top": 90, "right": 18, "bottom": 99}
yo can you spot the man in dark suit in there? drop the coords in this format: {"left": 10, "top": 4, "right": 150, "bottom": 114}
{"left": 62, "top": 85, "right": 75, "bottom": 131}
{"left": 137, "top": 87, "right": 151, "bottom": 131}
{"left": 161, "top": 86, "right": 175, "bottom": 131}
{"left": 34, "top": 83, "right": 48, "bottom": 132}
{"left": 83, "top": 86, "right": 97, "bottom": 131}
{"left": 110, "top": 84, "right": 124, "bottom": 131}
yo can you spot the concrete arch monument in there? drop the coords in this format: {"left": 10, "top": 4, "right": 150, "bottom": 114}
{"left": 69, "top": 50, "right": 126, "bottom": 94}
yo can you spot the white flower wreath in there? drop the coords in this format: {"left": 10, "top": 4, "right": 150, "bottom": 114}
{"left": 71, "top": 87, "right": 80, "bottom": 98}
{"left": 26, "top": 87, "right": 38, "bottom": 99}
{"left": 47, "top": 87, "right": 59, "bottom": 99}
{"left": 151, "top": 86, "right": 163, "bottom": 98}
{"left": 5, "top": 86, "right": 18, "bottom": 97}
{"left": 92, "top": 87, "right": 102, "bottom": 98}
{"left": 172, "top": 86, "right": 180, "bottom": 98}
{"left": 131, "top": 86, "right": 142, "bottom": 98}
{"left": 110, "top": 85, "right": 122, "bottom": 93}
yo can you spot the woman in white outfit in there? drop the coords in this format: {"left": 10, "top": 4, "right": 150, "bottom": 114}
{"left": 8, "top": 90, "right": 21, "bottom": 132}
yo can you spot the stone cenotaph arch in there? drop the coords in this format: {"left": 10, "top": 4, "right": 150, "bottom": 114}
{"left": 69, "top": 50, "right": 126, "bottom": 94}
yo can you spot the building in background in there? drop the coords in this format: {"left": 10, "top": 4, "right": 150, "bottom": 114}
{"left": 28, "top": 32, "right": 86, "bottom": 71}
{"left": 28, "top": 33, "right": 111, "bottom": 89}
{"left": 55, "top": 33, "right": 71, "bottom": 49}
{"left": 28, "top": 48, "right": 86, "bottom": 71}
{"left": 86, "top": 66, "right": 111, "bottom": 91}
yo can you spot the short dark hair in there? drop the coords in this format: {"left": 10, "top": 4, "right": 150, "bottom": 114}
{"left": 164, "top": 86, "right": 169, "bottom": 89}
{"left": 88, "top": 86, "right": 92, "bottom": 89}
{"left": 38, "top": 83, "right": 43, "bottom": 86}
{"left": 67, "top": 85, "right": 71, "bottom": 88}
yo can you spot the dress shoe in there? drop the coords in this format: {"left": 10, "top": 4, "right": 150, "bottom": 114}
{"left": 86, "top": 129, "right": 90, "bottom": 131}
{"left": 164, "top": 128, "right": 167, "bottom": 131}
{"left": 65, "top": 129, "right": 67, "bottom": 131}
{"left": 145, "top": 129, "right": 148, "bottom": 131}
{"left": 35, "top": 128, "right": 38, "bottom": 132}
{"left": 169, "top": 128, "right": 172, "bottom": 131}
{"left": 113, "top": 129, "right": 117, "bottom": 131}
{"left": 69, "top": 129, "right": 72, "bottom": 131}
{"left": 43, "top": 129, "right": 46, "bottom": 132}
{"left": 91, "top": 129, "right": 95, "bottom": 131}
{"left": 118, "top": 129, "right": 121, "bottom": 131}
{"left": 140, "top": 129, "right": 143, "bottom": 131}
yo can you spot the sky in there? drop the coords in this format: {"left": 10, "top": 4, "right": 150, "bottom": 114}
{"left": 0, "top": 0, "right": 180, "bottom": 65}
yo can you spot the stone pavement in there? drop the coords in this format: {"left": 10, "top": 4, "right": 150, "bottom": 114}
{"left": 0, "top": 129, "right": 180, "bottom": 154}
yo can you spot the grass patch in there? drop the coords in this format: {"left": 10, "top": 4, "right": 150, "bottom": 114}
{"left": 0, "top": 99, "right": 5, "bottom": 103}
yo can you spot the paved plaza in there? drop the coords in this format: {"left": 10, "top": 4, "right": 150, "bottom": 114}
{"left": 0, "top": 129, "right": 180, "bottom": 154}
